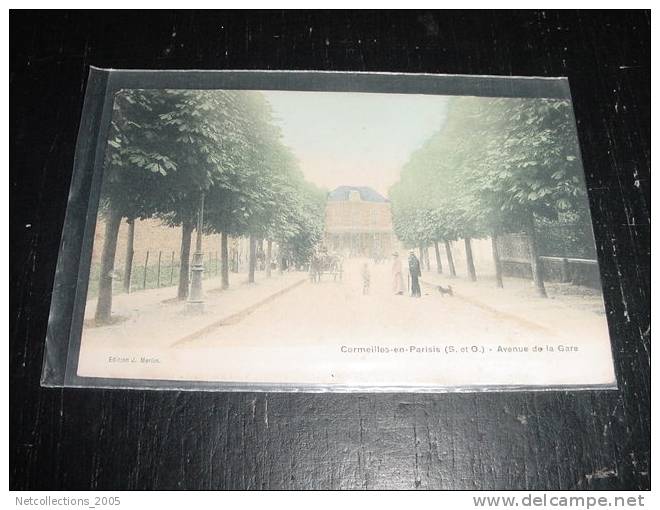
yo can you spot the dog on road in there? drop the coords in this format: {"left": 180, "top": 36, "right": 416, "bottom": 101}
{"left": 437, "top": 284, "right": 453, "bottom": 297}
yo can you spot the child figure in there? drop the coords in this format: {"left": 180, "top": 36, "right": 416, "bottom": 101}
{"left": 361, "top": 262, "right": 371, "bottom": 295}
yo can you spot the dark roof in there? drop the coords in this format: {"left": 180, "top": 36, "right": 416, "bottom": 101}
{"left": 327, "top": 186, "right": 389, "bottom": 203}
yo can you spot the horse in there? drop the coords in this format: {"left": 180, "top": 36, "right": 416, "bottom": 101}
{"left": 309, "top": 250, "right": 343, "bottom": 283}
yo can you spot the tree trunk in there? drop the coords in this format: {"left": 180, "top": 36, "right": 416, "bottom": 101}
{"left": 491, "top": 231, "right": 503, "bottom": 288}
{"left": 221, "top": 232, "right": 229, "bottom": 289}
{"left": 433, "top": 240, "right": 442, "bottom": 274}
{"left": 266, "top": 240, "right": 272, "bottom": 278}
{"left": 177, "top": 219, "right": 194, "bottom": 300}
{"left": 444, "top": 240, "right": 456, "bottom": 277}
{"left": 560, "top": 257, "right": 570, "bottom": 283}
{"left": 526, "top": 214, "right": 547, "bottom": 297}
{"left": 248, "top": 235, "right": 256, "bottom": 283}
{"left": 95, "top": 208, "right": 123, "bottom": 323}
{"left": 259, "top": 238, "right": 265, "bottom": 271}
{"left": 122, "top": 218, "right": 135, "bottom": 293}
{"left": 418, "top": 244, "right": 424, "bottom": 274}
{"left": 424, "top": 246, "right": 431, "bottom": 271}
{"left": 231, "top": 241, "right": 239, "bottom": 273}
{"left": 464, "top": 237, "right": 477, "bottom": 281}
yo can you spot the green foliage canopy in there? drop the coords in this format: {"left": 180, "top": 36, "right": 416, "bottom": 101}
{"left": 101, "top": 88, "right": 326, "bottom": 264}
{"left": 390, "top": 95, "right": 590, "bottom": 247}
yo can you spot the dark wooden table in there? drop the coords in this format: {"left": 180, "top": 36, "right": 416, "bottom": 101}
{"left": 10, "top": 11, "right": 650, "bottom": 490}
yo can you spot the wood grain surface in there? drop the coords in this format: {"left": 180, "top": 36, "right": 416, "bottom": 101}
{"left": 10, "top": 10, "right": 650, "bottom": 490}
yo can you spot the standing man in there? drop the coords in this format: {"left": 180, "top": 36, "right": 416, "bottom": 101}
{"left": 408, "top": 250, "right": 422, "bottom": 298}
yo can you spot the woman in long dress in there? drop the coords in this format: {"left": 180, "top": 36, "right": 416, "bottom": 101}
{"left": 391, "top": 252, "right": 404, "bottom": 295}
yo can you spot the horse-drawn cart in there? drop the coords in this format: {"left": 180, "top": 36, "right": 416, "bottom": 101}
{"left": 309, "top": 251, "right": 343, "bottom": 283}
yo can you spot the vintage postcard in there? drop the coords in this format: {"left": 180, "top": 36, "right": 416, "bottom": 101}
{"left": 43, "top": 70, "right": 617, "bottom": 391}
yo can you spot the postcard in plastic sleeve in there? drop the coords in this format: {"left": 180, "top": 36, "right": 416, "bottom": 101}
{"left": 41, "top": 69, "right": 617, "bottom": 392}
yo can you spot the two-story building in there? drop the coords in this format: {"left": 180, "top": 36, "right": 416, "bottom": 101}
{"left": 324, "top": 185, "right": 396, "bottom": 257}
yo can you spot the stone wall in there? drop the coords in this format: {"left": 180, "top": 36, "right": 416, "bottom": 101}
{"left": 501, "top": 258, "right": 603, "bottom": 289}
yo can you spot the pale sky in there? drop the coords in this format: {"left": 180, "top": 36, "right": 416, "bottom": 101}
{"left": 262, "top": 90, "right": 449, "bottom": 197}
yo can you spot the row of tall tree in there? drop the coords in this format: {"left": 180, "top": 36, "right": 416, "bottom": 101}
{"left": 390, "top": 96, "right": 593, "bottom": 297}
{"left": 94, "top": 89, "right": 325, "bottom": 323}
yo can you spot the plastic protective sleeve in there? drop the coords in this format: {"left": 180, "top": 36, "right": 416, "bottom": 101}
{"left": 40, "top": 68, "right": 616, "bottom": 393}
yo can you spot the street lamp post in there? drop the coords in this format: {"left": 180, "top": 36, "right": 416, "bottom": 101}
{"left": 186, "top": 192, "right": 205, "bottom": 315}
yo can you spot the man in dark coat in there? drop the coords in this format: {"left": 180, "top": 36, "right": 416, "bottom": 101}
{"left": 408, "top": 250, "right": 422, "bottom": 297}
